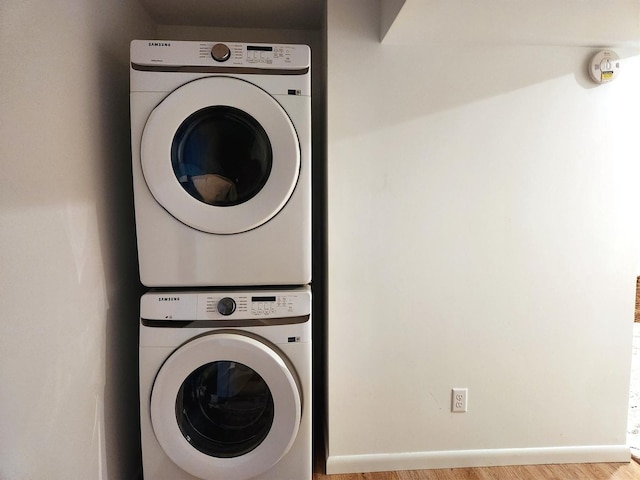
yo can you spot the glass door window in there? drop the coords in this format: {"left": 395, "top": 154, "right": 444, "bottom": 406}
{"left": 176, "top": 361, "right": 274, "bottom": 458}
{"left": 172, "top": 107, "right": 272, "bottom": 207}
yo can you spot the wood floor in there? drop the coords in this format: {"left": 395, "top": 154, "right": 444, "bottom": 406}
{"left": 313, "top": 456, "right": 640, "bottom": 480}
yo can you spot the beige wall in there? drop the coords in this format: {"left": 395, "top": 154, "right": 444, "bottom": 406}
{"left": 326, "top": 0, "right": 640, "bottom": 473}
{"left": 0, "top": 1, "right": 155, "bottom": 478}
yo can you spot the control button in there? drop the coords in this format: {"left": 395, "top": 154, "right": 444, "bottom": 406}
{"left": 217, "top": 297, "right": 236, "bottom": 316}
{"left": 211, "top": 43, "right": 231, "bottom": 62}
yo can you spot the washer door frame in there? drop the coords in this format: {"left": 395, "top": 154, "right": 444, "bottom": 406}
{"left": 141, "top": 76, "right": 300, "bottom": 234}
{"left": 150, "top": 331, "right": 302, "bottom": 480}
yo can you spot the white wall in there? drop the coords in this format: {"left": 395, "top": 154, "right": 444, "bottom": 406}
{"left": 326, "top": 0, "right": 640, "bottom": 473}
{"left": 0, "top": 1, "right": 155, "bottom": 479}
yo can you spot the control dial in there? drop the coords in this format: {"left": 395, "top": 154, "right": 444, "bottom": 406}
{"left": 217, "top": 297, "right": 236, "bottom": 316}
{"left": 211, "top": 43, "right": 231, "bottom": 62}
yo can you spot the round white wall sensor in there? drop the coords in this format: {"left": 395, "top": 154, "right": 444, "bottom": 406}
{"left": 588, "top": 50, "right": 620, "bottom": 84}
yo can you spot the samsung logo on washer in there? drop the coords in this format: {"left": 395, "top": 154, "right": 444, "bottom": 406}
{"left": 157, "top": 297, "right": 180, "bottom": 302}
{"left": 148, "top": 42, "right": 171, "bottom": 47}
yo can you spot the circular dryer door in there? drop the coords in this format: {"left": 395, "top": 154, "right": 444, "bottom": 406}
{"left": 150, "top": 331, "right": 301, "bottom": 480}
{"left": 141, "top": 76, "right": 300, "bottom": 234}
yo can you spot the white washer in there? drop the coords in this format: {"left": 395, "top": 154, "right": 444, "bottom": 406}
{"left": 140, "top": 286, "right": 311, "bottom": 480}
{"left": 130, "top": 40, "right": 311, "bottom": 287}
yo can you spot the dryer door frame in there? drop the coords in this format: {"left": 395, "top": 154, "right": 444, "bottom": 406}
{"left": 150, "top": 331, "right": 302, "bottom": 480}
{"left": 141, "top": 76, "right": 300, "bottom": 234}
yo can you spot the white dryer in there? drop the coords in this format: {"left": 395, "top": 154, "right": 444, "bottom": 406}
{"left": 139, "top": 286, "right": 311, "bottom": 480}
{"left": 130, "top": 40, "right": 311, "bottom": 287}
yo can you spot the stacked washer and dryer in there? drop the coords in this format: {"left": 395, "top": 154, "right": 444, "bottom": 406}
{"left": 130, "top": 40, "right": 312, "bottom": 480}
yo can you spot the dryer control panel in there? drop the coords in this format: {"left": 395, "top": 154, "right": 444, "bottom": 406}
{"left": 130, "top": 40, "right": 310, "bottom": 72}
{"left": 141, "top": 287, "right": 311, "bottom": 321}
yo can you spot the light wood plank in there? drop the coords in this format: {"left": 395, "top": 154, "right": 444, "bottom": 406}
{"left": 314, "top": 459, "right": 640, "bottom": 480}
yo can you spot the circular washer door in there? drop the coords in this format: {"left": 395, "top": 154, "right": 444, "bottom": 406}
{"left": 150, "top": 332, "right": 302, "bottom": 480}
{"left": 141, "top": 76, "right": 300, "bottom": 234}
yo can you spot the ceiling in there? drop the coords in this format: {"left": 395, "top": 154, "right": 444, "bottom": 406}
{"left": 138, "top": 0, "right": 324, "bottom": 30}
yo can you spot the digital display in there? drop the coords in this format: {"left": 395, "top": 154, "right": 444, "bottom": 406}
{"left": 247, "top": 46, "right": 273, "bottom": 52}
{"left": 252, "top": 296, "right": 276, "bottom": 302}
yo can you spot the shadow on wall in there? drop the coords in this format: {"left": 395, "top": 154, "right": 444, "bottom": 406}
{"left": 333, "top": 45, "right": 640, "bottom": 144}
{"left": 381, "top": 0, "right": 640, "bottom": 48}
{"left": 328, "top": 2, "right": 640, "bottom": 143}
{"left": 95, "top": 43, "right": 146, "bottom": 480}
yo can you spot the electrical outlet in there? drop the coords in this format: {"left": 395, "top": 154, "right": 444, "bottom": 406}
{"left": 452, "top": 388, "right": 468, "bottom": 413}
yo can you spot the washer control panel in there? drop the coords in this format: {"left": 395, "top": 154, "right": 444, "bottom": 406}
{"left": 141, "top": 287, "right": 310, "bottom": 321}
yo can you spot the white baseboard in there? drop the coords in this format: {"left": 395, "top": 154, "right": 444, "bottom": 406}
{"left": 325, "top": 445, "right": 631, "bottom": 474}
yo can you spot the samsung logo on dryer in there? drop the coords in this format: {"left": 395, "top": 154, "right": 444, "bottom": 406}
{"left": 157, "top": 297, "right": 180, "bottom": 302}
{"left": 148, "top": 42, "right": 171, "bottom": 47}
